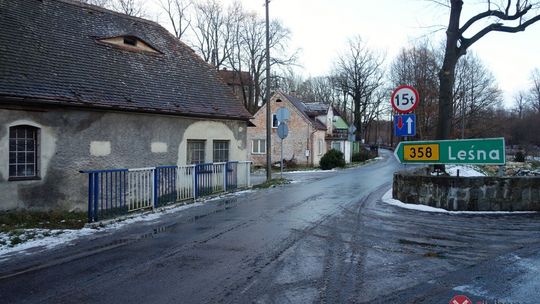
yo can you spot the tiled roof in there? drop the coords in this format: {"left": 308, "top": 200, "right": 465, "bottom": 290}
{"left": 218, "top": 69, "right": 253, "bottom": 86}
{"left": 0, "top": 0, "right": 252, "bottom": 120}
{"left": 281, "top": 93, "right": 327, "bottom": 130}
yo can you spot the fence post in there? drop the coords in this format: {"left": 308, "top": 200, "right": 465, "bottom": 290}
{"left": 224, "top": 162, "right": 228, "bottom": 192}
{"left": 152, "top": 168, "right": 158, "bottom": 209}
{"left": 247, "top": 162, "right": 251, "bottom": 187}
{"left": 92, "top": 173, "right": 100, "bottom": 222}
{"left": 194, "top": 164, "right": 199, "bottom": 199}
{"left": 87, "top": 173, "right": 93, "bottom": 223}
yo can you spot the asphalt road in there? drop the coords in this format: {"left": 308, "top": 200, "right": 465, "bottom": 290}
{"left": 1, "top": 150, "right": 539, "bottom": 304}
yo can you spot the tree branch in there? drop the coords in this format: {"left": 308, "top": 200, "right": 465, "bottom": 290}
{"left": 460, "top": 3, "right": 532, "bottom": 34}
{"left": 463, "top": 13, "right": 540, "bottom": 48}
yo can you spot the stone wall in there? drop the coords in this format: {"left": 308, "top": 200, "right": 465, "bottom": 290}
{"left": 0, "top": 107, "right": 248, "bottom": 211}
{"left": 393, "top": 170, "right": 540, "bottom": 211}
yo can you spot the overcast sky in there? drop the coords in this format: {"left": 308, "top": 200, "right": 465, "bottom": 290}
{"left": 151, "top": 0, "right": 540, "bottom": 107}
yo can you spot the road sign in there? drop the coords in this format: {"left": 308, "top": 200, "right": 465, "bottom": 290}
{"left": 394, "top": 138, "right": 505, "bottom": 165}
{"left": 391, "top": 85, "right": 419, "bottom": 114}
{"left": 277, "top": 122, "right": 288, "bottom": 139}
{"left": 276, "top": 107, "right": 290, "bottom": 122}
{"left": 394, "top": 114, "right": 416, "bottom": 137}
{"left": 348, "top": 125, "right": 357, "bottom": 142}
{"left": 449, "top": 295, "right": 472, "bottom": 304}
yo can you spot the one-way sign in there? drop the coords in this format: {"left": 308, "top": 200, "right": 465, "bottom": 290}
{"left": 394, "top": 114, "right": 416, "bottom": 137}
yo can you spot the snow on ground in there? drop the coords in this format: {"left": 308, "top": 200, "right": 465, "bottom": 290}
{"left": 0, "top": 190, "right": 255, "bottom": 260}
{"left": 437, "top": 165, "right": 486, "bottom": 177}
{"left": 382, "top": 189, "right": 536, "bottom": 215}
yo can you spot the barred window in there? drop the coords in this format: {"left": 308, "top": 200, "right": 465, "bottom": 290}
{"left": 9, "top": 125, "right": 39, "bottom": 179}
{"left": 251, "top": 139, "right": 266, "bottom": 154}
{"left": 213, "top": 140, "right": 229, "bottom": 163}
{"left": 187, "top": 140, "right": 205, "bottom": 164}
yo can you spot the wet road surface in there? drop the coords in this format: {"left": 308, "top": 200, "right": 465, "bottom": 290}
{"left": 0, "top": 150, "right": 539, "bottom": 303}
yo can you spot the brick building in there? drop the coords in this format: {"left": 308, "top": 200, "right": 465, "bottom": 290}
{"left": 247, "top": 92, "right": 351, "bottom": 167}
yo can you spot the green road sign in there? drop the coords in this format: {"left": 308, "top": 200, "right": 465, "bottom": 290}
{"left": 394, "top": 138, "right": 506, "bottom": 165}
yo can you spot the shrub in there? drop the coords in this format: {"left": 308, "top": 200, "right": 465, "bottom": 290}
{"left": 514, "top": 151, "right": 526, "bottom": 162}
{"left": 320, "top": 149, "right": 345, "bottom": 170}
{"left": 352, "top": 149, "right": 371, "bottom": 162}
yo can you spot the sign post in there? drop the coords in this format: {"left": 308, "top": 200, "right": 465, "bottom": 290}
{"left": 276, "top": 107, "right": 290, "bottom": 178}
{"left": 394, "top": 138, "right": 506, "bottom": 165}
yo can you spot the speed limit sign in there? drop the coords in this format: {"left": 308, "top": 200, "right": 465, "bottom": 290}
{"left": 391, "top": 85, "right": 419, "bottom": 114}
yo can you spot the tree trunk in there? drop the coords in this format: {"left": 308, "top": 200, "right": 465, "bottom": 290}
{"left": 354, "top": 96, "right": 362, "bottom": 142}
{"left": 437, "top": 0, "right": 463, "bottom": 140}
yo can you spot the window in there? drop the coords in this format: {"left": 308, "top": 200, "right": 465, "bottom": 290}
{"left": 213, "top": 140, "right": 229, "bottom": 163}
{"left": 318, "top": 139, "right": 324, "bottom": 156}
{"left": 272, "top": 114, "right": 279, "bottom": 128}
{"left": 123, "top": 36, "right": 137, "bottom": 46}
{"left": 187, "top": 140, "right": 206, "bottom": 164}
{"left": 331, "top": 141, "right": 342, "bottom": 152}
{"left": 9, "top": 125, "right": 39, "bottom": 180}
{"left": 251, "top": 139, "right": 266, "bottom": 154}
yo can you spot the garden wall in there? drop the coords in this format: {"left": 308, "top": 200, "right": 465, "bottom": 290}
{"left": 393, "top": 169, "right": 540, "bottom": 211}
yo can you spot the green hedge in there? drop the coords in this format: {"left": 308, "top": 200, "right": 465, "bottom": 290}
{"left": 320, "top": 149, "right": 346, "bottom": 170}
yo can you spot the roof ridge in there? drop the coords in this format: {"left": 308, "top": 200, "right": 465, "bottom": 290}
{"left": 56, "top": 0, "right": 161, "bottom": 27}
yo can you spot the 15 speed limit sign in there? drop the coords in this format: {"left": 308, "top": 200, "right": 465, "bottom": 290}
{"left": 391, "top": 85, "right": 419, "bottom": 114}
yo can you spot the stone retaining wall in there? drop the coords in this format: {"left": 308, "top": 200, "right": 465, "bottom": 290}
{"left": 392, "top": 170, "right": 540, "bottom": 211}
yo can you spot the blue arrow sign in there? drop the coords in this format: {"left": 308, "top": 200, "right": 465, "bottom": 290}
{"left": 394, "top": 114, "right": 416, "bottom": 137}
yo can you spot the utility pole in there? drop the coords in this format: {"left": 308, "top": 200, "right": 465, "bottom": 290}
{"left": 265, "top": 0, "right": 272, "bottom": 181}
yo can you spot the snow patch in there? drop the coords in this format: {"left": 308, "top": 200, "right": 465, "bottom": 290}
{"left": 0, "top": 190, "right": 250, "bottom": 259}
{"left": 432, "top": 165, "right": 486, "bottom": 177}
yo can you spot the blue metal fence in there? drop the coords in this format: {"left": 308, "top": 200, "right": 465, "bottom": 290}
{"left": 81, "top": 161, "right": 251, "bottom": 222}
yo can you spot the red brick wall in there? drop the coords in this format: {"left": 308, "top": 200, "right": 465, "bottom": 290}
{"left": 247, "top": 93, "right": 325, "bottom": 167}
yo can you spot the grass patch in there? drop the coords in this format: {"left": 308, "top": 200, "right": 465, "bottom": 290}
{"left": 0, "top": 210, "right": 86, "bottom": 232}
{"left": 252, "top": 178, "right": 290, "bottom": 189}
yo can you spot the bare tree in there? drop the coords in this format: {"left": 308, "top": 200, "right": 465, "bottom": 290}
{"left": 513, "top": 90, "right": 528, "bottom": 119}
{"left": 111, "top": 0, "right": 146, "bottom": 17}
{"left": 453, "top": 52, "right": 502, "bottom": 138}
{"left": 389, "top": 42, "right": 440, "bottom": 139}
{"left": 529, "top": 67, "right": 540, "bottom": 113}
{"left": 78, "top": 0, "right": 112, "bottom": 7}
{"left": 191, "top": 0, "right": 236, "bottom": 69}
{"left": 237, "top": 14, "right": 298, "bottom": 112}
{"left": 333, "top": 36, "right": 385, "bottom": 141}
{"left": 437, "top": 0, "right": 540, "bottom": 140}
{"left": 159, "top": 0, "right": 192, "bottom": 39}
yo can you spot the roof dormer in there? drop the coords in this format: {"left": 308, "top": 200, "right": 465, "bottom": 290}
{"left": 97, "top": 35, "right": 161, "bottom": 54}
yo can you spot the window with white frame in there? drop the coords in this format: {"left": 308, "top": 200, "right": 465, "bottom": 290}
{"left": 187, "top": 140, "right": 206, "bottom": 164}
{"left": 318, "top": 139, "right": 324, "bottom": 156}
{"left": 251, "top": 139, "right": 266, "bottom": 154}
{"left": 9, "top": 125, "right": 39, "bottom": 180}
{"left": 213, "top": 140, "right": 229, "bottom": 163}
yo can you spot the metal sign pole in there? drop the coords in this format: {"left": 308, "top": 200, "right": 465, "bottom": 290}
{"left": 281, "top": 138, "right": 284, "bottom": 179}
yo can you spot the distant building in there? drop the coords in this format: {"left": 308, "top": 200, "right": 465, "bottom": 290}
{"left": 0, "top": 0, "right": 252, "bottom": 211}
{"left": 247, "top": 92, "right": 352, "bottom": 167}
